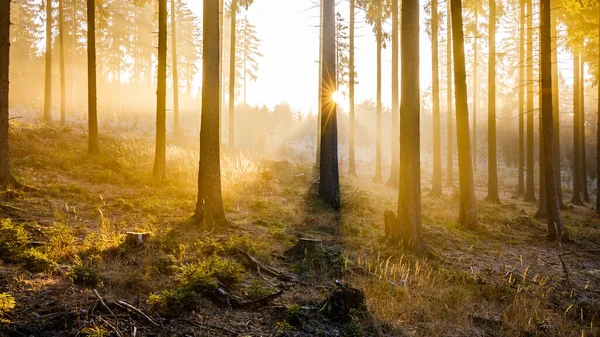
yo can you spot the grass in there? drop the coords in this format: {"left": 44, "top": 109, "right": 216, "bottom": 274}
{"left": 0, "top": 123, "right": 599, "bottom": 336}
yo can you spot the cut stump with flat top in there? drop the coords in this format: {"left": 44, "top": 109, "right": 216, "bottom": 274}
{"left": 125, "top": 232, "right": 151, "bottom": 246}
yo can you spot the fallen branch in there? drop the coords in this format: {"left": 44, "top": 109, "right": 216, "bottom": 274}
{"left": 93, "top": 289, "right": 122, "bottom": 337}
{"left": 215, "top": 281, "right": 283, "bottom": 309}
{"left": 116, "top": 300, "right": 160, "bottom": 327}
{"left": 557, "top": 245, "right": 571, "bottom": 289}
{"left": 237, "top": 249, "right": 295, "bottom": 282}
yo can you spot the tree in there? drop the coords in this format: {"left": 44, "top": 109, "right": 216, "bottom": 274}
{"left": 486, "top": 0, "right": 499, "bottom": 203}
{"left": 387, "top": 0, "right": 399, "bottom": 187}
{"left": 228, "top": 0, "right": 254, "bottom": 150}
{"left": 44, "top": 0, "right": 52, "bottom": 124}
{"left": 59, "top": 0, "right": 66, "bottom": 126}
{"left": 446, "top": 5, "right": 454, "bottom": 187}
{"left": 430, "top": 0, "right": 442, "bottom": 196}
{"left": 238, "top": 16, "right": 262, "bottom": 106}
{"left": 318, "top": 0, "right": 340, "bottom": 209}
{"left": 194, "top": 0, "right": 228, "bottom": 228}
{"left": 153, "top": 0, "right": 167, "bottom": 178}
{"left": 540, "top": 0, "right": 566, "bottom": 240}
{"left": 171, "top": 0, "right": 180, "bottom": 136}
{"left": 472, "top": 8, "right": 478, "bottom": 173}
{"left": 551, "top": 2, "right": 564, "bottom": 207}
{"left": 0, "top": 0, "right": 21, "bottom": 187}
{"left": 87, "top": 0, "right": 99, "bottom": 154}
{"left": 518, "top": 0, "right": 525, "bottom": 196}
{"left": 395, "top": 0, "right": 427, "bottom": 252}
{"left": 571, "top": 47, "right": 583, "bottom": 205}
{"left": 580, "top": 52, "right": 590, "bottom": 202}
{"left": 450, "top": 0, "right": 477, "bottom": 228}
{"left": 525, "top": 0, "right": 535, "bottom": 201}
{"left": 597, "top": 4, "right": 600, "bottom": 215}
{"left": 348, "top": 0, "right": 357, "bottom": 176}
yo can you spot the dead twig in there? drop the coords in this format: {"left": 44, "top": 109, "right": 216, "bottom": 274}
{"left": 557, "top": 245, "right": 572, "bottom": 289}
{"left": 93, "top": 289, "right": 122, "bottom": 337}
{"left": 237, "top": 249, "right": 296, "bottom": 282}
{"left": 116, "top": 300, "right": 160, "bottom": 327}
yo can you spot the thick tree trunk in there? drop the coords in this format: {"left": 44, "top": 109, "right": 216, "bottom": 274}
{"left": 348, "top": 0, "right": 356, "bottom": 176}
{"left": 487, "top": 0, "right": 499, "bottom": 203}
{"left": 525, "top": 0, "right": 535, "bottom": 201}
{"left": 518, "top": 0, "right": 525, "bottom": 196}
{"left": 72, "top": 0, "right": 76, "bottom": 113}
{"left": 550, "top": 5, "right": 563, "bottom": 206}
{"left": 450, "top": 0, "right": 477, "bottom": 228}
{"left": 396, "top": 0, "right": 426, "bottom": 253}
{"left": 597, "top": 5, "right": 600, "bottom": 214}
{"left": 387, "top": 0, "right": 399, "bottom": 187}
{"left": 472, "top": 10, "right": 478, "bottom": 174}
{"left": 44, "top": 0, "right": 52, "bottom": 123}
{"left": 153, "top": 0, "right": 167, "bottom": 178}
{"left": 446, "top": 9, "right": 453, "bottom": 187}
{"left": 87, "top": 0, "right": 99, "bottom": 154}
{"left": 318, "top": 0, "right": 340, "bottom": 209}
{"left": 316, "top": 0, "right": 323, "bottom": 167}
{"left": 431, "top": 0, "right": 442, "bottom": 196}
{"left": 537, "top": 89, "right": 548, "bottom": 218}
{"left": 580, "top": 54, "right": 590, "bottom": 202}
{"left": 540, "top": 0, "right": 565, "bottom": 240}
{"left": 0, "top": 0, "right": 18, "bottom": 187}
{"left": 59, "top": 0, "right": 66, "bottom": 126}
{"left": 228, "top": 0, "right": 237, "bottom": 150}
{"left": 219, "top": 0, "right": 223, "bottom": 142}
{"left": 171, "top": 0, "right": 180, "bottom": 136}
{"left": 374, "top": 18, "right": 382, "bottom": 183}
{"left": 195, "top": 0, "right": 227, "bottom": 228}
{"left": 571, "top": 49, "right": 583, "bottom": 205}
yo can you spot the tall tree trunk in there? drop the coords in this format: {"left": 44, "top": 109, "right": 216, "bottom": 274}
{"left": 219, "top": 0, "right": 223, "bottom": 142}
{"left": 572, "top": 49, "right": 583, "bottom": 205}
{"left": 446, "top": 8, "right": 453, "bottom": 187}
{"left": 551, "top": 4, "right": 563, "bottom": 206}
{"left": 44, "top": 0, "right": 53, "bottom": 124}
{"left": 171, "top": 0, "right": 180, "bottom": 136}
{"left": 87, "top": 0, "right": 98, "bottom": 154}
{"left": 396, "top": 0, "right": 426, "bottom": 253}
{"left": 374, "top": 17, "right": 382, "bottom": 183}
{"left": 388, "top": 0, "right": 399, "bottom": 186}
{"left": 450, "top": 0, "right": 477, "bottom": 228}
{"left": 348, "top": 0, "right": 356, "bottom": 176}
{"left": 195, "top": 0, "right": 227, "bottom": 228}
{"left": 228, "top": 0, "right": 237, "bottom": 150}
{"left": 472, "top": 9, "right": 478, "bottom": 173}
{"left": 0, "top": 0, "right": 19, "bottom": 187}
{"left": 487, "top": 0, "right": 499, "bottom": 203}
{"left": 72, "top": 0, "right": 76, "bottom": 113}
{"left": 580, "top": 54, "right": 590, "bottom": 202}
{"left": 525, "top": 0, "right": 535, "bottom": 201}
{"left": 518, "top": 0, "right": 525, "bottom": 196}
{"left": 59, "top": 0, "right": 66, "bottom": 126}
{"left": 537, "top": 83, "right": 548, "bottom": 217}
{"left": 316, "top": 0, "right": 323, "bottom": 167}
{"left": 318, "top": 0, "right": 340, "bottom": 209}
{"left": 153, "top": 0, "right": 167, "bottom": 178}
{"left": 431, "top": 0, "right": 442, "bottom": 196}
{"left": 597, "top": 5, "right": 600, "bottom": 214}
{"left": 540, "top": 0, "right": 565, "bottom": 240}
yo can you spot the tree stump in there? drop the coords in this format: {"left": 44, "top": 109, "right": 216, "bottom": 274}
{"left": 283, "top": 238, "right": 323, "bottom": 261}
{"left": 321, "top": 281, "right": 366, "bottom": 321}
{"left": 125, "top": 232, "right": 151, "bottom": 246}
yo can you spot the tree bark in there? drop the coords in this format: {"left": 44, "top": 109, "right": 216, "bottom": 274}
{"left": 597, "top": 5, "right": 600, "bottom": 214}
{"left": 580, "top": 53, "right": 589, "bottom": 203}
{"left": 153, "top": 0, "right": 167, "bottom": 178}
{"left": 450, "top": 0, "right": 477, "bottom": 228}
{"left": 0, "top": 0, "right": 19, "bottom": 187}
{"left": 59, "top": 0, "right": 66, "bottom": 126}
{"left": 472, "top": 9, "right": 478, "bottom": 174}
{"left": 374, "top": 14, "right": 382, "bottom": 183}
{"left": 486, "top": 0, "right": 499, "bottom": 203}
{"left": 44, "top": 0, "right": 53, "bottom": 124}
{"left": 318, "top": 0, "right": 340, "bottom": 209}
{"left": 316, "top": 0, "right": 323, "bottom": 167}
{"left": 195, "top": 0, "right": 228, "bottom": 228}
{"left": 171, "top": 0, "right": 180, "bottom": 136}
{"left": 571, "top": 49, "right": 583, "bottom": 205}
{"left": 525, "top": 0, "right": 535, "bottom": 201}
{"left": 87, "top": 0, "right": 99, "bottom": 154}
{"left": 348, "top": 0, "right": 356, "bottom": 176}
{"left": 550, "top": 4, "right": 563, "bottom": 206}
{"left": 518, "top": 0, "right": 525, "bottom": 196}
{"left": 228, "top": 0, "right": 237, "bottom": 150}
{"left": 540, "top": 0, "right": 565, "bottom": 240}
{"left": 431, "top": 0, "right": 442, "bottom": 196}
{"left": 387, "top": 0, "right": 399, "bottom": 187}
{"left": 446, "top": 8, "right": 453, "bottom": 187}
{"left": 396, "top": 0, "right": 426, "bottom": 253}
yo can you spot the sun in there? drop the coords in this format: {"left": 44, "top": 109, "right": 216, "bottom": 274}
{"left": 332, "top": 90, "right": 344, "bottom": 104}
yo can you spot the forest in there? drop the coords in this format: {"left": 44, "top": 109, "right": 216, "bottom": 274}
{"left": 0, "top": 0, "right": 599, "bottom": 336}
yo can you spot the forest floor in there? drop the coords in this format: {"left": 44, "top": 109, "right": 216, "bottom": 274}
{"left": 0, "top": 123, "right": 599, "bottom": 337}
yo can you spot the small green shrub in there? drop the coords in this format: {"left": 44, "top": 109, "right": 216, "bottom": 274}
{"left": 68, "top": 265, "right": 101, "bottom": 287}
{"left": 22, "top": 248, "right": 57, "bottom": 273}
{"left": 183, "top": 255, "right": 245, "bottom": 289}
{"left": 156, "top": 253, "right": 179, "bottom": 276}
{"left": 147, "top": 286, "right": 202, "bottom": 316}
{"left": 80, "top": 326, "right": 109, "bottom": 337}
{"left": 0, "top": 219, "right": 30, "bottom": 261}
{"left": 245, "top": 278, "right": 272, "bottom": 300}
